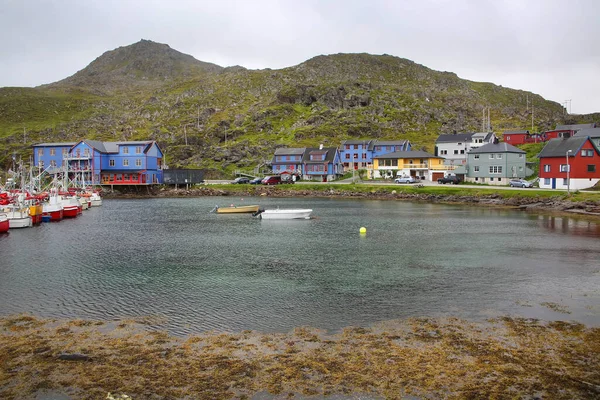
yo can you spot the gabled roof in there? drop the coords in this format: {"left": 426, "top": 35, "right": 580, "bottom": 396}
{"left": 554, "top": 123, "right": 596, "bottom": 131}
{"left": 340, "top": 140, "right": 374, "bottom": 146}
{"left": 303, "top": 147, "right": 338, "bottom": 163}
{"left": 503, "top": 130, "right": 529, "bottom": 135}
{"left": 436, "top": 133, "right": 473, "bottom": 143}
{"left": 469, "top": 142, "right": 525, "bottom": 154}
{"left": 81, "top": 139, "right": 108, "bottom": 152}
{"left": 375, "top": 150, "right": 440, "bottom": 159}
{"left": 573, "top": 128, "right": 600, "bottom": 138}
{"left": 537, "top": 137, "right": 596, "bottom": 158}
{"left": 274, "top": 147, "right": 306, "bottom": 156}
{"left": 32, "top": 142, "right": 77, "bottom": 147}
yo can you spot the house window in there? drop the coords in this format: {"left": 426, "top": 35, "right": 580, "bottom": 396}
{"left": 559, "top": 164, "right": 570, "bottom": 172}
{"left": 50, "top": 148, "right": 56, "bottom": 156}
{"left": 490, "top": 177, "right": 494, "bottom": 181}
{"left": 474, "top": 155, "right": 479, "bottom": 159}
{"left": 136, "top": 146, "right": 142, "bottom": 154}
{"left": 458, "top": 143, "right": 462, "bottom": 145}
{"left": 440, "top": 150, "right": 447, "bottom": 155}
{"left": 544, "top": 164, "right": 550, "bottom": 172}
{"left": 123, "top": 159, "right": 129, "bottom": 166}
{"left": 519, "top": 166, "right": 523, "bottom": 171}
{"left": 123, "top": 146, "right": 129, "bottom": 154}
{"left": 474, "top": 166, "right": 480, "bottom": 172}
{"left": 353, "top": 145, "right": 358, "bottom": 150}
{"left": 497, "top": 154, "right": 502, "bottom": 159}
{"left": 345, "top": 144, "right": 350, "bottom": 150}
{"left": 489, "top": 166, "right": 503, "bottom": 174}
{"left": 353, "top": 154, "right": 358, "bottom": 159}
{"left": 38, "top": 161, "right": 44, "bottom": 168}
{"left": 544, "top": 178, "right": 550, "bottom": 185}
{"left": 563, "top": 178, "right": 568, "bottom": 185}
{"left": 460, "top": 150, "right": 465, "bottom": 154}
{"left": 109, "top": 159, "right": 115, "bottom": 167}
{"left": 519, "top": 154, "right": 524, "bottom": 158}
{"left": 84, "top": 148, "right": 89, "bottom": 156}
{"left": 62, "top": 148, "right": 68, "bottom": 155}
{"left": 581, "top": 149, "right": 593, "bottom": 157}
{"left": 136, "top": 159, "right": 142, "bottom": 166}
{"left": 362, "top": 153, "right": 366, "bottom": 159}
{"left": 345, "top": 154, "right": 350, "bottom": 159}
{"left": 588, "top": 165, "right": 596, "bottom": 172}
{"left": 454, "top": 150, "right": 459, "bottom": 155}
{"left": 50, "top": 160, "right": 56, "bottom": 167}
{"left": 489, "top": 154, "right": 494, "bottom": 159}
{"left": 38, "top": 149, "right": 44, "bottom": 157}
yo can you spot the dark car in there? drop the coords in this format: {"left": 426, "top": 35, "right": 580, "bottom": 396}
{"left": 231, "top": 177, "right": 250, "bottom": 184}
{"left": 437, "top": 175, "right": 460, "bottom": 184}
{"left": 261, "top": 175, "right": 281, "bottom": 185}
{"left": 249, "top": 177, "right": 263, "bottom": 184}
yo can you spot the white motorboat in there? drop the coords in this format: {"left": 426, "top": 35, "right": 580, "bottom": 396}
{"left": 256, "top": 208, "right": 313, "bottom": 220}
{"left": 89, "top": 192, "right": 103, "bottom": 207}
{"left": 3, "top": 205, "right": 32, "bottom": 228}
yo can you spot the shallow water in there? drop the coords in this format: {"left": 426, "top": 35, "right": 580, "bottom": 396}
{"left": 0, "top": 197, "right": 599, "bottom": 335}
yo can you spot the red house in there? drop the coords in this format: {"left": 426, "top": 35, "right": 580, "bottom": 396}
{"left": 502, "top": 130, "right": 547, "bottom": 145}
{"left": 538, "top": 136, "right": 600, "bottom": 190}
{"left": 544, "top": 123, "right": 597, "bottom": 141}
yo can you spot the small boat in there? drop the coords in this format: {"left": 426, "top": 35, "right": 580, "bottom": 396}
{"left": 0, "top": 213, "right": 9, "bottom": 233}
{"left": 89, "top": 192, "right": 103, "bottom": 207}
{"left": 255, "top": 208, "right": 313, "bottom": 220}
{"left": 215, "top": 205, "right": 260, "bottom": 214}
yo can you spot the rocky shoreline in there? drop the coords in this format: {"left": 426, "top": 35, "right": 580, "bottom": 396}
{"left": 102, "top": 186, "right": 600, "bottom": 217}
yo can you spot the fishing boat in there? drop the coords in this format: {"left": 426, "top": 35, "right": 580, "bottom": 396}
{"left": 255, "top": 208, "right": 313, "bottom": 220}
{"left": 215, "top": 205, "right": 260, "bottom": 214}
{"left": 3, "top": 204, "right": 33, "bottom": 228}
{"left": 89, "top": 192, "right": 103, "bottom": 207}
{"left": 28, "top": 202, "right": 44, "bottom": 224}
{"left": 0, "top": 213, "right": 9, "bottom": 233}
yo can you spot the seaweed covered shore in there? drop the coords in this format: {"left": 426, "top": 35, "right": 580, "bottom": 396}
{"left": 102, "top": 184, "right": 600, "bottom": 218}
{"left": 1, "top": 315, "right": 599, "bottom": 399}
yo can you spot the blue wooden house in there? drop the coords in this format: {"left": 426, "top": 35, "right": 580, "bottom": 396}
{"left": 32, "top": 140, "right": 164, "bottom": 185}
{"left": 302, "top": 146, "right": 344, "bottom": 182}
{"left": 271, "top": 148, "right": 306, "bottom": 175}
{"left": 340, "top": 139, "right": 411, "bottom": 171}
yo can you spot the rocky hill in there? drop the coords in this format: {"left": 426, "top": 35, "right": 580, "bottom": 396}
{"left": 0, "top": 40, "right": 595, "bottom": 177}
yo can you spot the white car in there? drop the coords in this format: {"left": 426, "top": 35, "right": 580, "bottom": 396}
{"left": 395, "top": 176, "right": 416, "bottom": 184}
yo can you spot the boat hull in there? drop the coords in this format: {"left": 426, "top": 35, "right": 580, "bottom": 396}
{"left": 62, "top": 206, "right": 79, "bottom": 218}
{"left": 7, "top": 216, "right": 33, "bottom": 228}
{"left": 217, "top": 205, "right": 260, "bottom": 214}
{"left": 260, "top": 209, "right": 313, "bottom": 220}
{"left": 29, "top": 204, "right": 44, "bottom": 225}
{"left": 0, "top": 215, "right": 8, "bottom": 233}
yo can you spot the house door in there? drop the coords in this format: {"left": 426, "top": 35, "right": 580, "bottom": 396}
{"left": 552, "top": 178, "right": 556, "bottom": 189}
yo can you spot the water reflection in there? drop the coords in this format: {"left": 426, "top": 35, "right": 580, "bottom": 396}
{"left": 537, "top": 214, "right": 600, "bottom": 237}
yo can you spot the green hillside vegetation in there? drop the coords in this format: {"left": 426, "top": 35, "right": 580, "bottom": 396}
{"left": 0, "top": 40, "right": 596, "bottom": 177}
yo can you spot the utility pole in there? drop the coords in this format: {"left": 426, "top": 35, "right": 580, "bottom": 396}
{"left": 197, "top": 105, "right": 200, "bottom": 129}
{"left": 23, "top": 127, "right": 26, "bottom": 144}
{"left": 564, "top": 99, "right": 572, "bottom": 115}
{"left": 531, "top": 105, "right": 534, "bottom": 132}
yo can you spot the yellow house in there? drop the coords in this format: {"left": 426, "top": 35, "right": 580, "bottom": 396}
{"left": 371, "top": 150, "right": 456, "bottom": 181}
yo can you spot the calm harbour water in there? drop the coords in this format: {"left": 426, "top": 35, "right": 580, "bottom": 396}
{"left": 1, "top": 197, "right": 599, "bottom": 335}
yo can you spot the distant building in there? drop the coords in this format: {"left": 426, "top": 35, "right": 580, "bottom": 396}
{"left": 32, "top": 140, "right": 164, "bottom": 185}
{"left": 538, "top": 136, "right": 600, "bottom": 190}
{"left": 573, "top": 127, "right": 600, "bottom": 148}
{"left": 302, "top": 146, "right": 344, "bottom": 182}
{"left": 502, "top": 130, "right": 547, "bottom": 145}
{"left": 271, "top": 148, "right": 305, "bottom": 175}
{"left": 544, "top": 123, "right": 597, "bottom": 141}
{"left": 465, "top": 142, "right": 528, "bottom": 185}
{"left": 339, "top": 139, "right": 410, "bottom": 172}
{"left": 372, "top": 150, "right": 453, "bottom": 181}
{"left": 435, "top": 132, "right": 496, "bottom": 165}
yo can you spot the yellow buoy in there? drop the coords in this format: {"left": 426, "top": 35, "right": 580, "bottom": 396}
{"left": 359, "top": 227, "right": 367, "bottom": 234}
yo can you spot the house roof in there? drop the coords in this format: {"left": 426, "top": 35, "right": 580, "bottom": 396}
{"left": 302, "top": 147, "right": 338, "bottom": 163}
{"left": 373, "top": 140, "right": 409, "bottom": 146}
{"left": 32, "top": 142, "right": 77, "bottom": 147}
{"left": 503, "top": 130, "right": 529, "bottom": 135}
{"left": 340, "top": 140, "right": 374, "bottom": 146}
{"left": 573, "top": 128, "right": 600, "bottom": 138}
{"left": 375, "top": 150, "right": 440, "bottom": 159}
{"left": 554, "top": 123, "right": 596, "bottom": 131}
{"left": 274, "top": 147, "right": 306, "bottom": 155}
{"left": 469, "top": 142, "right": 525, "bottom": 154}
{"left": 471, "top": 132, "right": 495, "bottom": 141}
{"left": 537, "top": 137, "right": 596, "bottom": 158}
{"left": 435, "top": 133, "right": 473, "bottom": 143}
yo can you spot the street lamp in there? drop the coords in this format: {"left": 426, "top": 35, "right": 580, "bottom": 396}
{"left": 566, "top": 149, "right": 572, "bottom": 194}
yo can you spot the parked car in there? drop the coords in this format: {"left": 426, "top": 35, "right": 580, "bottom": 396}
{"left": 437, "top": 175, "right": 460, "bottom": 184}
{"left": 395, "top": 176, "right": 416, "bottom": 184}
{"left": 249, "top": 177, "right": 263, "bottom": 184}
{"left": 261, "top": 175, "right": 281, "bottom": 185}
{"left": 231, "top": 177, "right": 250, "bottom": 184}
{"left": 509, "top": 179, "right": 533, "bottom": 188}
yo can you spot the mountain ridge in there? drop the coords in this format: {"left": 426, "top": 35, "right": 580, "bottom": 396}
{"left": 0, "top": 40, "right": 596, "bottom": 177}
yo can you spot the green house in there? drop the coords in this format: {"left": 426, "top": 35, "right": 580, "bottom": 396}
{"left": 465, "top": 142, "right": 529, "bottom": 185}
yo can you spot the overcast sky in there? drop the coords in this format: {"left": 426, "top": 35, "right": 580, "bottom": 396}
{"left": 1, "top": 0, "right": 599, "bottom": 114}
